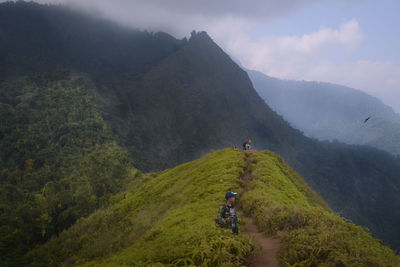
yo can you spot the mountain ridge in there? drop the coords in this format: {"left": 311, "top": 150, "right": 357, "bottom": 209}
{"left": 25, "top": 149, "right": 400, "bottom": 266}
{"left": 248, "top": 69, "right": 400, "bottom": 155}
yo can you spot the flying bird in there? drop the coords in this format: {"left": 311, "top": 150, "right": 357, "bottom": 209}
{"left": 364, "top": 116, "right": 371, "bottom": 124}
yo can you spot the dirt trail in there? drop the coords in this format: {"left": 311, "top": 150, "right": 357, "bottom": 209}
{"left": 240, "top": 151, "right": 280, "bottom": 267}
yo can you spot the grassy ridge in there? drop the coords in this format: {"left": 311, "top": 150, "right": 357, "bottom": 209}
{"left": 26, "top": 149, "right": 254, "bottom": 266}
{"left": 241, "top": 151, "right": 400, "bottom": 266}
{"left": 25, "top": 149, "right": 399, "bottom": 266}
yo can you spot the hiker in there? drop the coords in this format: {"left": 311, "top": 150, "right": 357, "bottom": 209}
{"left": 242, "top": 140, "right": 248, "bottom": 150}
{"left": 243, "top": 139, "right": 252, "bottom": 150}
{"left": 215, "top": 191, "right": 238, "bottom": 234}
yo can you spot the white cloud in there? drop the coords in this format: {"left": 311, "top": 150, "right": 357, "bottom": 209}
{"left": 220, "top": 19, "right": 400, "bottom": 112}
{"left": 29, "top": 0, "right": 315, "bottom": 38}
{"left": 4, "top": 0, "right": 316, "bottom": 20}
{"left": 223, "top": 19, "right": 364, "bottom": 78}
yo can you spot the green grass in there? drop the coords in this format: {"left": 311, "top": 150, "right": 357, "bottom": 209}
{"left": 241, "top": 151, "right": 400, "bottom": 266}
{"left": 25, "top": 149, "right": 254, "bottom": 266}
{"left": 25, "top": 149, "right": 399, "bottom": 266}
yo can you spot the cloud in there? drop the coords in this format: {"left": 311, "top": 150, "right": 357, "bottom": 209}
{"left": 34, "top": 0, "right": 315, "bottom": 19}
{"left": 29, "top": 0, "right": 315, "bottom": 37}
{"left": 221, "top": 19, "right": 400, "bottom": 112}
{"left": 224, "top": 19, "right": 364, "bottom": 78}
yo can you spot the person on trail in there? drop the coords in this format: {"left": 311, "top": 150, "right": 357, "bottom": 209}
{"left": 242, "top": 140, "right": 248, "bottom": 150}
{"left": 215, "top": 192, "right": 238, "bottom": 234}
{"left": 243, "top": 139, "right": 252, "bottom": 150}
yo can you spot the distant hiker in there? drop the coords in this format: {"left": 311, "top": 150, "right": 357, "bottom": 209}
{"left": 233, "top": 145, "right": 238, "bottom": 150}
{"left": 215, "top": 192, "right": 238, "bottom": 234}
{"left": 242, "top": 140, "right": 248, "bottom": 150}
{"left": 243, "top": 139, "right": 252, "bottom": 150}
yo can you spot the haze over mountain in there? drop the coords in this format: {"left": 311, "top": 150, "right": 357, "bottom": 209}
{"left": 18, "top": 0, "right": 400, "bottom": 113}
{"left": 1, "top": 1, "right": 400, "bottom": 264}
{"left": 249, "top": 69, "right": 400, "bottom": 156}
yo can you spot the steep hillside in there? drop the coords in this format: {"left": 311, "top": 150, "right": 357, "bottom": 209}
{"left": 104, "top": 31, "right": 299, "bottom": 171}
{"left": 0, "top": 74, "right": 139, "bottom": 266}
{"left": 25, "top": 149, "right": 254, "bottom": 266}
{"left": 25, "top": 149, "right": 399, "bottom": 266}
{"left": 2, "top": 1, "right": 400, "bottom": 251}
{"left": 241, "top": 151, "right": 399, "bottom": 265}
{"left": 249, "top": 69, "right": 400, "bottom": 156}
{"left": 0, "top": 1, "right": 183, "bottom": 81}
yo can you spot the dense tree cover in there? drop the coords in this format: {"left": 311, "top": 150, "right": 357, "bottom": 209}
{"left": 294, "top": 140, "right": 400, "bottom": 251}
{"left": 0, "top": 1, "right": 183, "bottom": 82}
{"left": 249, "top": 70, "right": 400, "bottom": 156}
{"left": 0, "top": 73, "right": 138, "bottom": 266}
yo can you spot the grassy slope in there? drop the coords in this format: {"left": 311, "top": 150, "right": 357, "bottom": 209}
{"left": 241, "top": 151, "right": 400, "bottom": 266}
{"left": 26, "top": 149, "right": 399, "bottom": 266}
{"left": 26, "top": 149, "right": 254, "bottom": 266}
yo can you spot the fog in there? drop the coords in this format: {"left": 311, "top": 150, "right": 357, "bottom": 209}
{"left": 27, "top": 0, "right": 315, "bottom": 38}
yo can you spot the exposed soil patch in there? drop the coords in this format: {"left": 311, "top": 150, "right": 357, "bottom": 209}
{"left": 240, "top": 151, "right": 281, "bottom": 267}
{"left": 242, "top": 216, "right": 280, "bottom": 267}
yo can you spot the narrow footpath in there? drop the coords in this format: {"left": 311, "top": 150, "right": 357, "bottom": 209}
{"left": 239, "top": 151, "right": 280, "bottom": 267}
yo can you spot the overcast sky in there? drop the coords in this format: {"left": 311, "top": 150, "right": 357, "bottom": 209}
{"left": 11, "top": 0, "right": 400, "bottom": 112}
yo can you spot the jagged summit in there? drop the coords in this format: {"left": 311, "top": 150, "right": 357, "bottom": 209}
{"left": 189, "top": 30, "right": 213, "bottom": 41}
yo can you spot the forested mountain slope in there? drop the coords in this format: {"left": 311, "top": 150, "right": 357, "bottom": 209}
{"left": 0, "top": 1, "right": 182, "bottom": 82}
{"left": 249, "top": 69, "right": 400, "bottom": 156}
{"left": 0, "top": 74, "right": 138, "bottom": 265}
